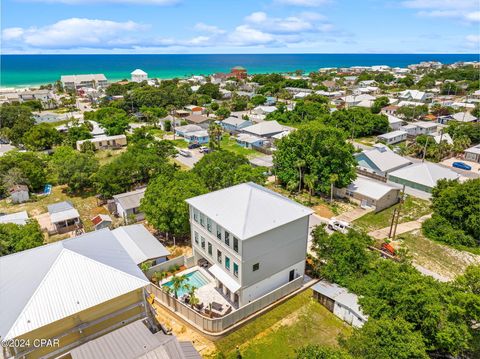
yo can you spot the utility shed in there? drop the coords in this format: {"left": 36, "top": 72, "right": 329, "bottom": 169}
{"left": 312, "top": 280, "right": 367, "bottom": 328}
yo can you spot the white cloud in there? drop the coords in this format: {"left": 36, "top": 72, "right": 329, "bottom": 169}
{"left": 193, "top": 23, "right": 226, "bottom": 35}
{"left": 403, "top": 0, "right": 479, "bottom": 22}
{"left": 275, "top": 0, "right": 330, "bottom": 7}
{"left": 466, "top": 34, "right": 480, "bottom": 44}
{"left": 28, "top": 0, "right": 178, "bottom": 4}
{"left": 228, "top": 25, "right": 275, "bottom": 46}
{"left": 2, "top": 18, "right": 144, "bottom": 49}
{"left": 244, "top": 11, "right": 328, "bottom": 34}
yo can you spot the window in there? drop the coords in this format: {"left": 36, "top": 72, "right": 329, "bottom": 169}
{"left": 200, "top": 213, "right": 205, "bottom": 227}
{"left": 216, "top": 226, "right": 222, "bottom": 240}
{"left": 201, "top": 236, "right": 205, "bottom": 249}
{"left": 225, "top": 257, "right": 230, "bottom": 271}
{"left": 217, "top": 250, "right": 222, "bottom": 264}
{"left": 207, "top": 217, "right": 212, "bottom": 232}
{"left": 194, "top": 231, "right": 199, "bottom": 245}
{"left": 208, "top": 242, "right": 212, "bottom": 256}
{"left": 233, "top": 237, "right": 239, "bottom": 253}
{"left": 225, "top": 231, "right": 230, "bottom": 246}
{"left": 253, "top": 263, "right": 260, "bottom": 272}
{"left": 233, "top": 263, "right": 239, "bottom": 277}
{"left": 193, "top": 209, "right": 199, "bottom": 222}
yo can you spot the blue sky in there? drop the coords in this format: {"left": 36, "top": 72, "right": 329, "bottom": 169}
{"left": 1, "top": 0, "right": 479, "bottom": 54}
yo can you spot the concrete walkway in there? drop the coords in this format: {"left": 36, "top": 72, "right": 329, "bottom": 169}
{"left": 336, "top": 207, "right": 373, "bottom": 222}
{"left": 368, "top": 214, "right": 431, "bottom": 240}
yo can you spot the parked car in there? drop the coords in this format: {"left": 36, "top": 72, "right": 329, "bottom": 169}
{"left": 452, "top": 161, "right": 472, "bottom": 171}
{"left": 199, "top": 146, "right": 209, "bottom": 153}
{"left": 179, "top": 149, "right": 192, "bottom": 157}
{"left": 327, "top": 218, "right": 350, "bottom": 234}
{"left": 188, "top": 143, "right": 200, "bottom": 149}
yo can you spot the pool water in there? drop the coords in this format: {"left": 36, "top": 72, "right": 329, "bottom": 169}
{"left": 162, "top": 270, "right": 210, "bottom": 297}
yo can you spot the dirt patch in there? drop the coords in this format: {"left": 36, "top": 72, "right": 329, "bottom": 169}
{"left": 313, "top": 204, "right": 334, "bottom": 219}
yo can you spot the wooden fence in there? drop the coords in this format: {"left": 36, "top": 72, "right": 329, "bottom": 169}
{"left": 146, "top": 255, "right": 194, "bottom": 279}
{"left": 148, "top": 275, "right": 303, "bottom": 334}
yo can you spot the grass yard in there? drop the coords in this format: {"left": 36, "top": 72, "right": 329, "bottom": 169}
{"left": 354, "top": 136, "right": 376, "bottom": 146}
{"left": 94, "top": 147, "right": 127, "bottom": 166}
{"left": 169, "top": 139, "right": 189, "bottom": 148}
{"left": 210, "top": 289, "right": 351, "bottom": 359}
{"left": 353, "top": 195, "right": 431, "bottom": 232}
{"left": 220, "top": 134, "right": 261, "bottom": 158}
{"left": 399, "top": 231, "right": 480, "bottom": 280}
{"left": 0, "top": 185, "right": 108, "bottom": 236}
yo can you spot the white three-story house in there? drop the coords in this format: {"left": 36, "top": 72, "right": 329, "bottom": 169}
{"left": 186, "top": 182, "right": 313, "bottom": 307}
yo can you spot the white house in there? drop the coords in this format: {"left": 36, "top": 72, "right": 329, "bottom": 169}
{"left": 387, "top": 115, "right": 405, "bottom": 130}
{"left": 60, "top": 74, "right": 107, "bottom": 90}
{"left": 464, "top": 144, "right": 480, "bottom": 163}
{"left": 355, "top": 145, "right": 412, "bottom": 177}
{"left": 131, "top": 69, "right": 148, "bottom": 83}
{"left": 76, "top": 134, "right": 127, "bottom": 151}
{"left": 186, "top": 182, "right": 313, "bottom": 307}
{"left": 415, "top": 121, "right": 437, "bottom": 135}
{"left": 242, "top": 121, "right": 292, "bottom": 138}
{"left": 112, "top": 188, "right": 146, "bottom": 223}
{"left": 8, "top": 185, "right": 29, "bottom": 204}
{"left": 398, "top": 89, "right": 432, "bottom": 102}
{"left": 377, "top": 130, "right": 408, "bottom": 144}
{"left": 0, "top": 211, "right": 29, "bottom": 225}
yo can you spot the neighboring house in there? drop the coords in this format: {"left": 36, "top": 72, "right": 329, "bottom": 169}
{"left": 185, "top": 114, "right": 210, "bottom": 129}
{"left": 0, "top": 143, "right": 16, "bottom": 157}
{"left": 344, "top": 94, "right": 376, "bottom": 107}
{"left": 186, "top": 182, "right": 313, "bottom": 307}
{"left": 464, "top": 144, "right": 480, "bottom": 163}
{"left": 430, "top": 132, "right": 453, "bottom": 145}
{"left": 252, "top": 106, "right": 277, "bottom": 116}
{"left": 355, "top": 145, "right": 412, "bottom": 177}
{"left": 175, "top": 124, "right": 203, "bottom": 137}
{"left": 184, "top": 130, "right": 210, "bottom": 144}
{"left": 398, "top": 89, "right": 432, "bottom": 102}
{"left": 312, "top": 280, "right": 367, "bottom": 328}
{"left": 0, "top": 229, "right": 150, "bottom": 359}
{"left": 242, "top": 121, "right": 293, "bottom": 138}
{"left": 388, "top": 162, "right": 460, "bottom": 194}
{"left": 113, "top": 188, "right": 146, "bottom": 223}
{"left": 66, "top": 319, "right": 200, "bottom": 359}
{"left": 387, "top": 115, "right": 405, "bottom": 130}
{"left": 438, "top": 112, "right": 478, "bottom": 124}
{"left": 9, "top": 184, "right": 29, "bottom": 204}
{"left": 112, "top": 224, "right": 170, "bottom": 266}
{"left": 335, "top": 176, "right": 400, "bottom": 212}
{"left": 76, "top": 134, "right": 127, "bottom": 151}
{"left": 265, "top": 96, "right": 277, "bottom": 106}
{"left": 377, "top": 130, "right": 408, "bottom": 145}
{"left": 381, "top": 105, "right": 399, "bottom": 115}
{"left": 415, "top": 121, "right": 437, "bottom": 135}
{"left": 0, "top": 211, "right": 29, "bottom": 225}
{"left": 236, "top": 133, "right": 265, "bottom": 148}
{"left": 220, "top": 117, "right": 253, "bottom": 132}
{"left": 185, "top": 105, "right": 206, "bottom": 114}
{"left": 18, "top": 89, "right": 57, "bottom": 109}
{"left": 131, "top": 69, "right": 148, "bottom": 83}
{"left": 91, "top": 214, "right": 113, "bottom": 231}
{"left": 47, "top": 201, "right": 81, "bottom": 234}
{"left": 400, "top": 124, "right": 419, "bottom": 136}
{"left": 60, "top": 74, "right": 108, "bottom": 90}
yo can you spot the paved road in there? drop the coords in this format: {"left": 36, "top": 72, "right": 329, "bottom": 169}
{"left": 174, "top": 147, "right": 204, "bottom": 168}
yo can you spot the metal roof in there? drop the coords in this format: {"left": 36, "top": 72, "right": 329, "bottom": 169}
{"left": 112, "top": 224, "right": 170, "bottom": 265}
{"left": 68, "top": 319, "right": 200, "bottom": 359}
{"left": 47, "top": 201, "right": 81, "bottom": 223}
{"left": 242, "top": 120, "right": 291, "bottom": 137}
{"left": 346, "top": 176, "right": 399, "bottom": 200}
{"left": 0, "top": 229, "right": 148, "bottom": 340}
{"left": 113, "top": 188, "right": 146, "bottom": 211}
{"left": 0, "top": 211, "right": 29, "bottom": 225}
{"left": 358, "top": 147, "right": 412, "bottom": 172}
{"left": 186, "top": 182, "right": 313, "bottom": 240}
{"left": 389, "top": 162, "right": 460, "bottom": 188}
{"left": 312, "top": 280, "right": 367, "bottom": 321}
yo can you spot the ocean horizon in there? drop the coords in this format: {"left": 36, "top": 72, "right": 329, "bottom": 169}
{"left": 1, "top": 53, "right": 479, "bottom": 88}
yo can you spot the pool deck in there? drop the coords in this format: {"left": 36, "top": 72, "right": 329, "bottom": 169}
{"left": 160, "top": 266, "right": 236, "bottom": 313}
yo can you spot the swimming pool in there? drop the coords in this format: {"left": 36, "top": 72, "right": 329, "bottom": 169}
{"left": 162, "top": 270, "right": 210, "bottom": 297}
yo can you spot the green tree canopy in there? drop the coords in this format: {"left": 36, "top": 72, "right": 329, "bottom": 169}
{"left": 197, "top": 83, "right": 221, "bottom": 99}
{"left": 0, "top": 220, "right": 44, "bottom": 256}
{"left": 273, "top": 123, "right": 356, "bottom": 193}
{"left": 141, "top": 171, "right": 208, "bottom": 237}
{"left": 0, "top": 151, "right": 47, "bottom": 193}
{"left": 192, "top": 150, "right": 266, "bottom": 191}
{"left": 0, "top": 103, "right": 35, "bottom": 145}
{"left": 22, "top": 123, "right": 63, "bottom": 151}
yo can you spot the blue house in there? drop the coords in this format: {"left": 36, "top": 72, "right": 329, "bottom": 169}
{"left": 184, "top": 130, "right": 210, "bottom": 144}
{"left": 236, "top": 133, "right": 265, "bottom": 149}
{"left": 220, "top": 117, "right": 252, "bottom": 132}
{"left": 265, "top": 96, "right": 277, "bottom": 106}
{"left": 175, "top": 124, "right": 203, "bottom": 138}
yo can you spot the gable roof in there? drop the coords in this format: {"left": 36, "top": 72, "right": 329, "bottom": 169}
{"left": 186, "top": 182, "right": 313, "bottom": 240}
{"left": 47, "top": 201, "right": 80, "bottom": 223}
{"left": 186, "top": 114, "right": 209, "bottom": 124}
{"left": 221, "top": 117, "right": 248, "bottom": 127}
{"left": 0, "top": 211, "right": 29, "bottom": 225}
{"left": 242, "top": 121, "right": 292, "bottom": 137}
{"left": 112, "top": 224, "right": 170, "bottom": 265}
{"left": 113, "top": 188, "right": 146, "bottom": 211}
{"left": 0, "top": 229, "right": 148, "bottom": 340}
{"left": 389, "top": 162, "right": 459, "bottom": 188}
{"left": 346, "top": 176, "right": 399, "bottom": 200}
{"left": 358, "top": 147, "right": 412, "bottom": 172}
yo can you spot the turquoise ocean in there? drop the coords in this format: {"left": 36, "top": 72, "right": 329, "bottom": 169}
{"left": 1, "top": 54, "right": 479, "bottom": 88}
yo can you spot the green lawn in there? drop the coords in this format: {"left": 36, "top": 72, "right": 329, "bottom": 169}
{"left": 219, "top": 134, "right": 261, "bottom": 158}
{"left": 168, "top": 139, "right": 189, "bottom": 148}
{"left": 210, "top": 289, "right": 351, "bottom": 359}
{"left": 353, "top": 195, "right": 431, "bottom": 232}
{"left": 94, "top": 148, "right": 127, "bottom": 166}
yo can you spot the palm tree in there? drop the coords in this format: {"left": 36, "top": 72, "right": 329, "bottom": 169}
{"left": 170, "top": 274, "right": 188, "bottom": 299}
{"left": 295, "top": 159, "right": 306, "bottom": 193}
{"left": 304, "top": 173, "right": 316, "bottom": 204}
{"left": 152, "top": 271, "right": 167, "bottom": 285}
{"left": 187, "top": 285, "right": 200, "bottom": 309}
{"left": 208, "top": 122, "right": 223, "bottom": 150}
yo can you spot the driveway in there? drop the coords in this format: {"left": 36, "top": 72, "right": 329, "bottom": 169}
{"left": 336, "top": 207, "right": 373, "bottom": 222}
{"left": 174, "top": 147, "right": 204, "bottom": 168}
{"left": 368, "top": 214, "right": 431, "bottom": 240}
{"left": 439, "top": 157, "right": 480, "bottom": 179}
